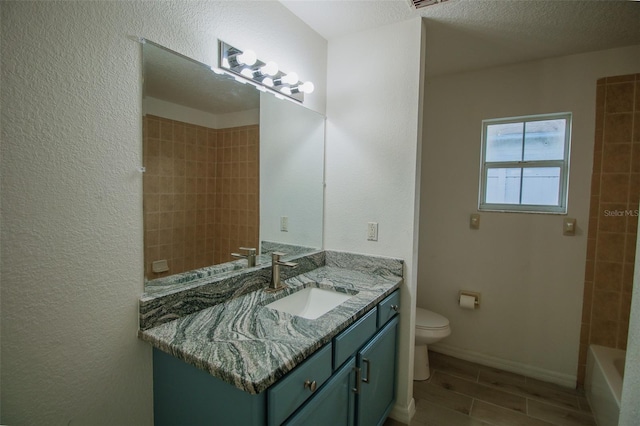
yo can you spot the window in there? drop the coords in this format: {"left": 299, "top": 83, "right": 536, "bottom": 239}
{"left": 479, "top": 113, "right": 571, "bottom": 213}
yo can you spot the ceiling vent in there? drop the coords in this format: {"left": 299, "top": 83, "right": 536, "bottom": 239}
{"left": 411, "top": 0, "right": 450, "bottom": 9}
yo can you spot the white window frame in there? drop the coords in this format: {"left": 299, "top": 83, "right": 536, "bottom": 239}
{"left": 478, "top": 112, "right": 572, "bottom": 214}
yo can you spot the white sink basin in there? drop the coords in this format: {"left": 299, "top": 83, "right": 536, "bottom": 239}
{"left": 265, "top": 287, "right": 355, "bottom": 320}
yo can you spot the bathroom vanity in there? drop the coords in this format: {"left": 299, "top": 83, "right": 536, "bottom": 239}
{"left": 137, "top": 40, "right": 403, "bottom": 425}
{"left": 138, "top": 251, "right": 403, "bottom": 426}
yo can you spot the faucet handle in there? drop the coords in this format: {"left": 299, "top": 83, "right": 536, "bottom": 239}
{"left": 271, "top": 251, "right": 285, "bottom": 262}
{"left": 271, "top": 252, "right": 297, "bottom": 268}
{"left": 239, "top": 247, "right": 256, "bottom": 255}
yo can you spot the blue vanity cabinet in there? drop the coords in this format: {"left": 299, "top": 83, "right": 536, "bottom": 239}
{"left": 377, "top": 290, "right": 400, "bottom": 328}
{"left": 333, "top": 308, "right": 378, "bottom": 370}
{"left": 151, "top": 289, "right": 400, "bottom": 426}
{"left": 284, "top": 292, "right": 399, "bottom": 426}
{"left": 283, "top": 358, "right": 356, "bottom": 426}
{"left": 153, "top": 348, "right": 266, "bottom": 426}
{"left": 355, "top": 316, "right": 399, "bottom": 426}
{"left": 267, "top": 344, "right": 333, "bottom": 425}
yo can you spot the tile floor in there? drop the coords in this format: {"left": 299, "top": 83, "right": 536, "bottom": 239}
{"left": 385, "top": 351, "right": 596, "bottom": 426}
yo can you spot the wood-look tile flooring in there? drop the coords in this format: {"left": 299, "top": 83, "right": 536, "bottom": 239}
{"left": 385, "top": 351, "right": 596, "bottom": 426}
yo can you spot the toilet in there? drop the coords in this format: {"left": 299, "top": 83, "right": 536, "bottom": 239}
{"left": 414, "top": 307, "right": 451, "bottom": 380}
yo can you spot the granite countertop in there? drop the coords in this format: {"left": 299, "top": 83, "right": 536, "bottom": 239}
{"left": 138, "top": 262, "right": 402, "bottom": 395}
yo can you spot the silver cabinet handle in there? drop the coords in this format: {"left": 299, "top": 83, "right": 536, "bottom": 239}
{"left": 353, "top": 367, "right": 361, "bottom": 394}
{"left": 304, "top": 379, "right": 317, "bottom": 392}
{"left": 362, "top": 358, "right": 371, "bottom": 383}
{"left": 390, "top": 304, "right": 399, "bottom": 312}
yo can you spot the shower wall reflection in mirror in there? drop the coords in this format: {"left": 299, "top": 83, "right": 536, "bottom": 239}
{"left": 142, "top": 40, "right": 324, "bottom": 290}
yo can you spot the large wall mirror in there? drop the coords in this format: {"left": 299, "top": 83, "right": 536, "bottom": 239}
{"left": 142, "top": 40, "right": 324, "bottom": 291}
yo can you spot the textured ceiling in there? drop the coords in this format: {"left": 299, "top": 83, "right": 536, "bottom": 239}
{"left": 280, "top": 0, "right": 640, "bottom": 76}
{"left": 144, "top": 1, "right": 640, "bottom": 113}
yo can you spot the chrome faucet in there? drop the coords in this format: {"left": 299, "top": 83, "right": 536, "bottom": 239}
{"left": 231, "top": 247, "right": 257, "bottom": 267}
{"left": 267, "top": 252, "right": 298, "bottom": 291}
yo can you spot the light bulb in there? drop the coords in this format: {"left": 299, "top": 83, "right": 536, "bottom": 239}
{"left": 282, "top": 72, "right": 299, "bottom": 85}
{"left": 260, "top": 61, "right": 279, "bottom": 76}
{"left": 240, "top": 67, "right": 255, "bottom": 79}
{"left": 299, "top": 81, "right": 315, "bottom": 94}
{"left": 262, "top": 77, "right": 274, "bottom": 87}
{"left": 237, "top": 49, "right": 257, "bottom": 66}
{"left": 280, "top": 86, "right": 292, "bottom": 96}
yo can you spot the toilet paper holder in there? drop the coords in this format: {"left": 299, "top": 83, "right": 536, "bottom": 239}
{"left": 458, "top": 290, "right": 480, "bottom": 308}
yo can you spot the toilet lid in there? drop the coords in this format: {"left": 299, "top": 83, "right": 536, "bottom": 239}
{"left": 416, "top": 307, "right": 449, "bottom": 330}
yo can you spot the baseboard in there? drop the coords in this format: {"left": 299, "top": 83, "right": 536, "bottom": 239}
{"left": 388, "top": 397, "right": 416, "bottom": 425}
{"left": 430, "top": 343, "right": 577, "bottom": 389}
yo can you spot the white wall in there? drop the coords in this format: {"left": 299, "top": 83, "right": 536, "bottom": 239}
{"left": 143, "top": 96, "right": 260, "bottom": 128}
{"left": 0, "top": 2, "right": 326, "bottom": 424}
{"left": 325, "top": 17, "right": 424, "bottom": 423}
{"left": 260, "top": 93, "right": 325, "bottom": 249}
{"left": 419, "top": 45, "right": 640, "bottom": 386}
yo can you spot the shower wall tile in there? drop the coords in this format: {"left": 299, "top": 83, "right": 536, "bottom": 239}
{"left": 578, "top": 73, "right": 639, "bottom": 387}
{"left": 143, "top": 115, "right": 259, "bottom": 279}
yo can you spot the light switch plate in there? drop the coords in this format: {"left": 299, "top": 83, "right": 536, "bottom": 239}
{"left": 470, "top": 214, "right": 480, "bottom": 229}
{"left": 563, "top": 218, "right": 576, "bottom": 236}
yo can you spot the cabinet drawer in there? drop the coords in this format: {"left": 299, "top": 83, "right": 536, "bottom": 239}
{"left": 377, "top": 290, "right": 400, "bottom": 328}
{"left": 333, "top": 307, "right": 377, "bottom": 370}
{"left": 284, "top": 357, "right": 356, "bottom": 426}
{"left": 268, "top": 343, "right": 332, "bottom": 426}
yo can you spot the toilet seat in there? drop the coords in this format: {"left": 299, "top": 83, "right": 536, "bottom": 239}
{"left": 415, "top": 307, "right": 449, "bottom": 331}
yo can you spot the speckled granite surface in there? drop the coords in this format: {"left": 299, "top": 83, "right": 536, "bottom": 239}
{"left": 144, "top": 242, "right": 319, "bottom": 295}
{"left": 139, "top": 251, "right": 325, "bottom": 330}
{"left": 138, "top": 252, "right": 403, "bottom": 394}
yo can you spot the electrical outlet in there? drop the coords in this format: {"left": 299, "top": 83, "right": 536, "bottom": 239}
{"left": 152, "top": 259, "right": 169, "bottom": 273}
{"left": 367, "top": 222, "right": 378, "bottom": 241}
{"left": 280, "top": 216, "right": 289, "bottom": 232}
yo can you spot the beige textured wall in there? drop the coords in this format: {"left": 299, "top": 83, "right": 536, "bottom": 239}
{"left": 420, "top": 45, "right": 640, "bottom": 387}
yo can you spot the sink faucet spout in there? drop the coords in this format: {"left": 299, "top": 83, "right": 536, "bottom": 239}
{"left": 268, "top": 252, "right": 298, "bottom": 291}
{"left": 231, "top": 247, "right": 257, "bottom": 267}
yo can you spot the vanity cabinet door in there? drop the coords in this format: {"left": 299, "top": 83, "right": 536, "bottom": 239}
{"left": 153, "top": 348, "right": 266, "bottom": 426}
{"left": 268, "top": 344, "right": 333, "bottom": 426}
{"left": 355, "top": 316, "right": 398, "bottom": 426}
{"left": 284, "top": 357, "right": 356, "bottom": 426}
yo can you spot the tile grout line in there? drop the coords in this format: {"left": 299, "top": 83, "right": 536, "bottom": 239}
{"left": 469, "top": 396, "right": 475, "bottom": 418}
{"left": 428, "top": 354, "right": 597, "bottom": 426}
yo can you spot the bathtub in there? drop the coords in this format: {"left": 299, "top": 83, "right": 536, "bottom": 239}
{"left": 585, "top": 344, "right": 625, "bottom": 426}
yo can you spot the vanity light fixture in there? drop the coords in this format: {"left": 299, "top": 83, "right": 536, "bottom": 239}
{"left": 219, "top": 40, "right": 313, "bottom": 103}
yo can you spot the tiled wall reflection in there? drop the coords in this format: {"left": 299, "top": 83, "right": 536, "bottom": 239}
{"left": 143, "top": 115, "right": 259, "bottom": 279}
{"left": 578, "top": 73, "right": 639, "bottom": 386}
